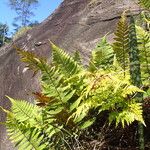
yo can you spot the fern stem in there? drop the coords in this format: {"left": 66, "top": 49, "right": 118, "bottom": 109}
{"left": 40, "top": 62, "right": 68, "bottom": 110}
{"left": 138, "top": 122, "right": 145, "bottom": 150}
{"left": 129, "top": 16, "right": 144, "bottom": 150}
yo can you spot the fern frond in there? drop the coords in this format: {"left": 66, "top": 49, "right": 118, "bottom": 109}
{"left": 7, "top": 121, "right": 46, "bottom": 150}
{"left": 73, "top": 50, "right": 82, "bottom": 65}
{"left": 136, "top": 25, "right": 150, "bottom": 82}
{"left": 109, "top": 102, "right": 144, "bottom": 128}
{"left": 89, "top": 36, "right": 114, "bottom": 71}
{"left": 69, "top": 69, "right": 143, "bottom": 127}
{"left": 139, "top": 0, "right": 150, "bottom": 9}
{"left": 50, "top": 42, "right": 82, "bottom": 77}
{"left": 4, "top": 105, "right": 46, "bottom": 150}
{"left": 16, "top": 46, "right": 47, "bottom": 73}
{"left": 16, "top": 47, "right": 75, "bottom": 107}
{"left": 122, "top": 85, "right": 144, "bottom": 98}
{"left": 7, "top": 96, "right": 40, "bottom": 122}
{"left": 113, "top": 12, "right": 129, "bottom": 73}
{"left": 41, "top": 73, "right": 75, "bottom": 104}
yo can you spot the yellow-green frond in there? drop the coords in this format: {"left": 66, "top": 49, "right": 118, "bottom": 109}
{"left": 6, "top": 96, "right": 40, "bottom": 122}
{"left": 16, "top": 46, "right": 47, "bottom": 73}
{"left": 50, "top": 42, "right": 82, "bottom": 77}
{"left": 89, "top": 36, "right": 114, "bottom": 71}
{"left": 139, "top": 0, "right": 150, "bottom": 9}
{"left": 113, "top": 12, "right": 129, "bottom": 72}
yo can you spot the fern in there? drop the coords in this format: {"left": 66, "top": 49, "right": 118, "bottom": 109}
{"left": 2, "top": 28, "right": 146, "bottom": 149}
{"left": 109, "top": 102, "right": 145, "bottom": 128}
{"left": 129, "top": 15, "right": 145, "bottom": 150}
{"left": 51, "top": 42, "right": 82, "bottom": 77}
{"left": 139, "top": 0, "right": 150, "bottom": 9}
{"left": 17, "top": 47, "right": 75, "bottom": 108}
{"left": 7, "top": 96, "right": 40, "bottom": 122}
{"left": 73, "top": 50, "right": 82, "bottom": 65}
{"left": 3, "top": 99, "right": 46, "bottom": 150}
{"left": 16, "top": 46, "right": 47, "bottom": 74}
{"left": 7, "top": 123, "right": 46, "bottom": 150}
{"left": 136, "top": 25, "right": 150, "bottom": 83}
{"left": 129, "top": 16, "right": 142, "bottom": 88}
{"left": 89, "top": 36, "right": 114, "bottom": 71}
{"left": 113, "top": 11, "right": 130, "bottom": 73}
{"left": 69, "top": 68, "right": 144, "bottom": 128}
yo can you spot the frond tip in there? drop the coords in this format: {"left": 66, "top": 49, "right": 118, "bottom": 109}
{"left": 50, "top": 41, "right": 82, "bottom": 77}
{"left": 6, "top": 96, "right": 40, "bottom": 122}
{"left": 139, "top": 0, "right": 150, "bottom": 9}
{"left": 113, "top": 11, "right": 129, "bottom": 72}
{"left": 15, "top": 46, "right": 47, "bottom": 73}
{"left": 109, "top": 102, "right": 145, "bottom": 128}
{"left": 5, "top": 96, "right": 46, "bottom": 150}
{"left": 89, "top": 36, "right": 113, "bottom": 71}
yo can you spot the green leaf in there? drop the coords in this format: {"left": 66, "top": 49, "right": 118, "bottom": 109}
{"left": 6, "top": 96, "right": 40, "bottom": 122}
{"left": 89, "top": 36, "right": 113, "bottom": 71}
{"left": 139, "top": 0, "right": 150, "bottom": 9}
{"left": 51, "top": 42, "right": 82, "bottom": 77}
{"left": 70, "top": 96, "right": 83, "bottom": 111}
{"left": 136, "top": 25, "right": 150, "bottom": 82}
{"left": 80, "top": 118, "right": 96, "bottom": 129}
{"left": 7, "top": 118, "right": 46, "bottom": 150}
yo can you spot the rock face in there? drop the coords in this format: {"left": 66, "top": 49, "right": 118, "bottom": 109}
{"left": 0, "top": 0, "right": 140, "bottom": 149}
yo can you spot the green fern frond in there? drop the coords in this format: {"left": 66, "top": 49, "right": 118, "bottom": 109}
{"left": 4, "top": 104, "right": 46, "bottom": 150}
{"left": 136, "top": 25, "right": 150, "bottom": 82}
{"left": 16, "top": 46, "right": 47, "bottom": 73}
{"left": 41, "top": 72, "right": 75, "bottom": 105}
{"left": 89, "top": 36, "right": 114, "bottom": 71}
{"left": 7, "top": 96, "right": 40, "bottom": 122}
{"left": 73, "top": 50, "right": 82, "bottom": 65}
{"left": 16, "top": 47, "right": 74, "bottom": 107}
{"left": 79, "top": 118, "right": 96, "bottom": 129}
{"left": 139, "top": 0, "right": 150, "bottom": 9}
{"left": 7, "top": 121, "right": 46, "bottom": 150}
{"left": 40, "top": 66, "right": 73, "bottom": 107}
{"left": 129, "top": 15, "right": 145, "bottom": 150}
{"left": 109, "top": 102, "right": 144, "bottom": 128}
{"left": 69, "top": 69, "right": 143, "bottom": 127}
{"left": 50, "top": 42, "right": 82, "bottom": 77}
{"left": 113, "top": 12, "right": 129, "bottom": 73}
{"left": 122, "top": 85, "right": 144, "bottom": 98}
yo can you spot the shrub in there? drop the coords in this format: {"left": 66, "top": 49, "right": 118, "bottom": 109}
{"left": 13, "top": 26, "right": 32, "bottom": 40}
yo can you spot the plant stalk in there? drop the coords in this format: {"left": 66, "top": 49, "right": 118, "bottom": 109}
{"left": 129, "top": 15, "right": 144, "bottom": 150}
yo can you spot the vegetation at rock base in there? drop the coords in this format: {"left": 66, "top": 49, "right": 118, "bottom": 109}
{"left": 0, "top": 0, "right": 150, "bottom": 150}
{"left": 13, "top": 26, "right": 32, "bottom": 40}
{"left": 1, "top": 10, "right": 150, "bottom": 149}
